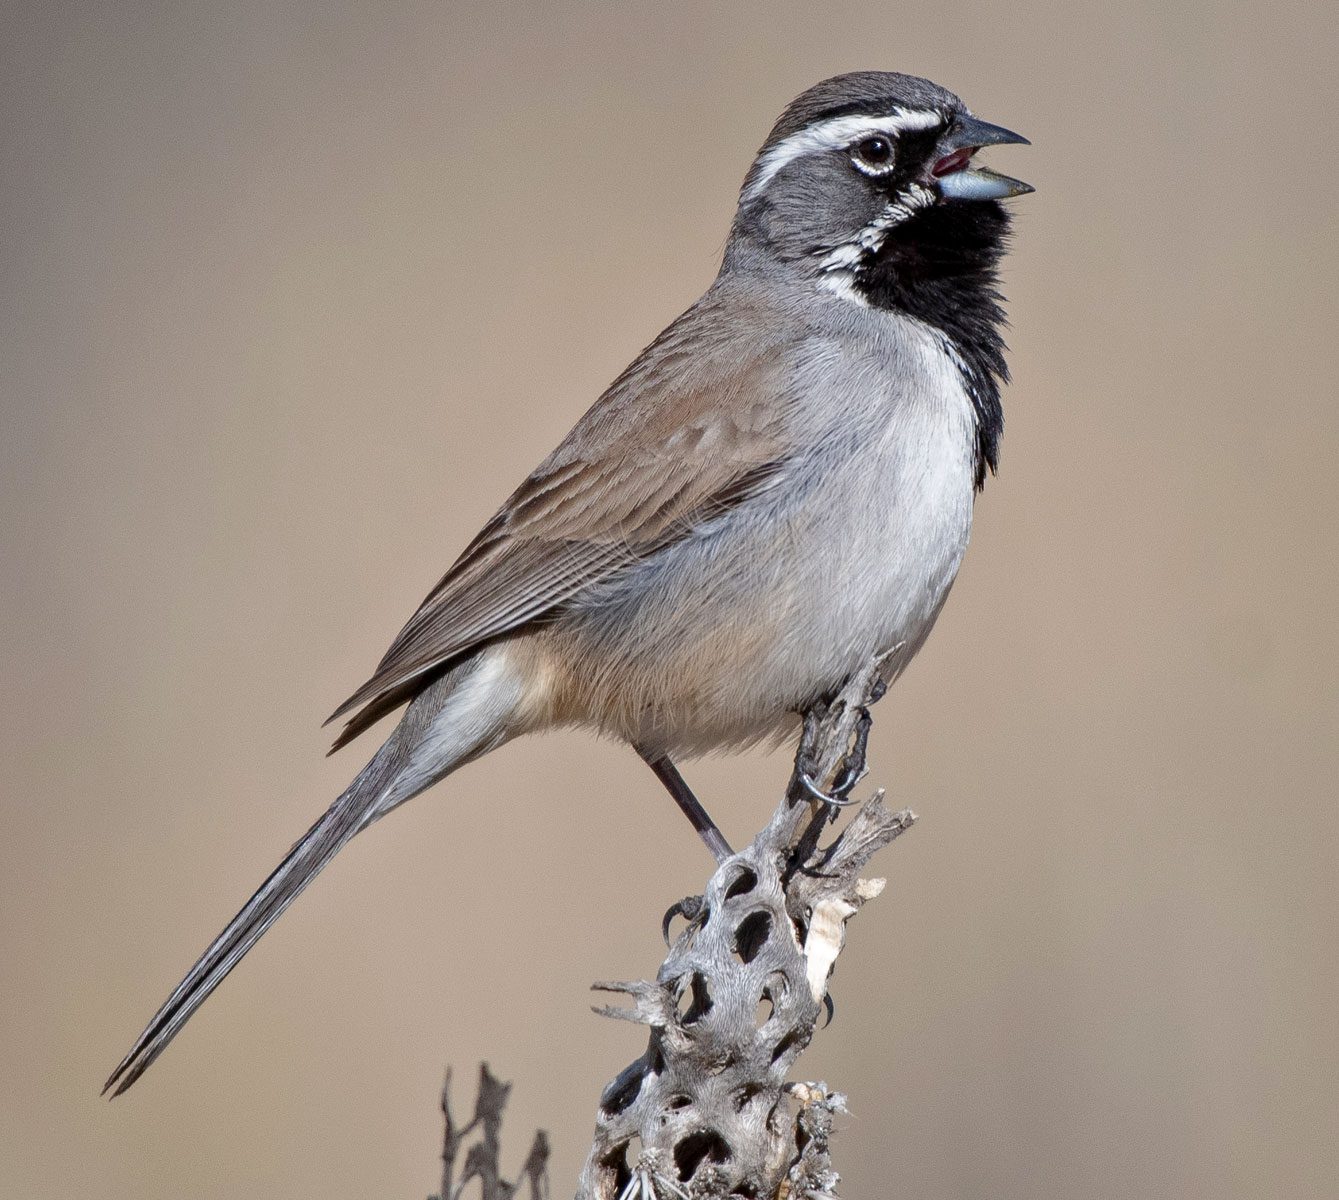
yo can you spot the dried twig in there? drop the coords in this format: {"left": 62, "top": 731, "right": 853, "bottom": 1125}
{"left": 432, "top": 1063, "right": 549, "bottom": 1200}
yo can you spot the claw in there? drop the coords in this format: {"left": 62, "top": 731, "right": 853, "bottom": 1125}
{"left": 829, "top": 762, "right": 869, "bottom": 798}
{"left": 796, "top": 771, "right": 832, "bottom": 803}
{"left": 661, "top": 895, "right": 706, "bottom": 946}
{"left": 797, "top": 771, "right": 861, "bottom": 808}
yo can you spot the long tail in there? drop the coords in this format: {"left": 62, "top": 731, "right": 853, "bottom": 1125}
{"left": 101, "top": 753, "right": 391, "bottom": 1096}
{"left": 103, "top": 648, "right": 523, "bottom": 1097}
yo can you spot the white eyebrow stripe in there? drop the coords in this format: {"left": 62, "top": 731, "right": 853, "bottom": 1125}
{"left": 743, "top": 109, "right": 942, "bottom": 203}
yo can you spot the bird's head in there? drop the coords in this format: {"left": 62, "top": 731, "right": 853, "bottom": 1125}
{"left": 730, "top": 71, "right": 1031, "bottom": 303}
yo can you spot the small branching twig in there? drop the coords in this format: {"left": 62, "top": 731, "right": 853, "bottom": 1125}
{"left": 432, "top": 1064, "right": 549, "bottom": 1200}
{"left": 577, "top": 658, "right": 915, "bottom": 1200}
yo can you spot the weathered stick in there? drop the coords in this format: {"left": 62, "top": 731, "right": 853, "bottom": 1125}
{"left": 431, "top": 1063, "right": 550, "bottom": 1200}
{"left": 576, "top": 659, "right": 915, "bottom": 1200}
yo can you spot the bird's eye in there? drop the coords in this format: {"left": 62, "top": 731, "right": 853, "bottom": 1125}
{"left": 851, "top": 135, "right": 895, "bottom": 175}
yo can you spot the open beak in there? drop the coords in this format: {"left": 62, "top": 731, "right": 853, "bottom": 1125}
{"left": 931, "top": 114, "right": 1033, "bottom": 201}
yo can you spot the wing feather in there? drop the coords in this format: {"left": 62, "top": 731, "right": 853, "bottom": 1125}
{"left": 326, "top": 298, "right": 794, "bottom": 749}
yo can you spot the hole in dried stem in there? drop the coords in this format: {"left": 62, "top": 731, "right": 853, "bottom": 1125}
{"left": 599, "top": 1064, "right": 644, "bottom": 1117}
{"left": 733, "top": 911, "right": 772, "bottom": 964}
{"left": 604, "top": 1135, "right": 642, "bottom": 1199}
{"left": 673, "top": 1129, "right": 730, "bottom": 1181}
{"left": 770, "top": 1029, "right": 804, "bottom": 1066}
{"left": 676, "top": 972, "right": 714, "bottom": 1026}
{"left": 724, "top": 866, "right": 758, "bottom": 900}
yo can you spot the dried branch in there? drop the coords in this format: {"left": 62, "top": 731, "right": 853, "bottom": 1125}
{"left": 576, "top": 658, "right": 915, "bottom": 1200}
{"left": 432, "top": 1063, "right": 549, "bottom": 1200}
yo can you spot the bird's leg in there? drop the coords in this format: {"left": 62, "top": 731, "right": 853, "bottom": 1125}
{"left": 636, "top": 748, "right": 733, "bottom": 864}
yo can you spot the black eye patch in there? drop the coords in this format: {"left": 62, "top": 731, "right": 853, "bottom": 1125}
{"left": 878, "top": 127, "right": 942, "bottom": 190}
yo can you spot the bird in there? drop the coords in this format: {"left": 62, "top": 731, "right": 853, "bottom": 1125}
{"left": 105, "top": 70, "right": 1031, "bottom": 1096}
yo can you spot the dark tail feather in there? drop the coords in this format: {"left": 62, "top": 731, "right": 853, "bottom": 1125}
{"left": 102, "top": 754, "right": 391, "bottom": 1097}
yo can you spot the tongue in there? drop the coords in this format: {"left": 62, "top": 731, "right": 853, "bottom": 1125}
{"left": 932, "top": 147, "right": 976, "bottom": 177}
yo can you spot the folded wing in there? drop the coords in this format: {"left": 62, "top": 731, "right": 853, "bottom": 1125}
{"left": 327, "top": 321, "right": 793, "bottom": 749}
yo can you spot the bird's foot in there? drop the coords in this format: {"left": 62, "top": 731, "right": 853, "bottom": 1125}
{"left": 797, "top": 701, "right": 875, "bottom": 808}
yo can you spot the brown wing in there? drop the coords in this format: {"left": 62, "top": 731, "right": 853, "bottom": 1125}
{"left": 326, "top": 309, "right": 793, "bottom": 750}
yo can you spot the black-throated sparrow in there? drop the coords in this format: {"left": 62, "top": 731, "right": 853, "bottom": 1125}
{"left": 106, "top": 71, "right": 1030, "bottom": 1095}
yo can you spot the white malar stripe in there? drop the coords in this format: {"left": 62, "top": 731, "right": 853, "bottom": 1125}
{"left": 817, "top": 181, "right": 937, "bottom": 304}
{"left": 743, "top": 109, "right": 942, "bottom": 204}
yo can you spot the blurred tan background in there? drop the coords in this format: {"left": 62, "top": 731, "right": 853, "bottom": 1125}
{"left": 2, "top": 1, "right": 1336, "bottom": 1197}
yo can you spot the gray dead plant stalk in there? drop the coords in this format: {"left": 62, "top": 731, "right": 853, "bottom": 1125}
{"left": 432, "top": 1063, "right": 550, "bottom": 1200}
{"left": 575, "top": 658, "right": 915, "bottom": 1200}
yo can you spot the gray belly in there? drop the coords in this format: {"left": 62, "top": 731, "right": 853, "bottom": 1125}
{"left": 548, "top": 399, "right": 977, "bottom": 756}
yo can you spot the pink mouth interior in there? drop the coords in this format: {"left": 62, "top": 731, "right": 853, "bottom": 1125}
{"left": 931, "top": 147, "right": 976, "bottom": 177}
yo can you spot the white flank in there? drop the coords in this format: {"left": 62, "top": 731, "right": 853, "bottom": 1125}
{"left": 381, "top": 646, "right": 524, "bottom": 811}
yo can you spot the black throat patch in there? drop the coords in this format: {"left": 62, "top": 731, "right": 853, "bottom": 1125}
{"left": 855, "top": 200, "right": 1013, "bottom": 490}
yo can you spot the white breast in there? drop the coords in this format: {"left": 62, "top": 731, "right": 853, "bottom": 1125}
{"left": 829, "top": 312, "right": 979, "bottom": 675}
{"left": 646, "top": 311, "right": 980, "bottom": 752}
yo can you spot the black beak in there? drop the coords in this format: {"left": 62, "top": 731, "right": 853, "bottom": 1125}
{"left": 933, "top": 113, "right": 1033, "bottom": 201}
{"left": 939, "top": 114, "right": 1031, "bottom": 153}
